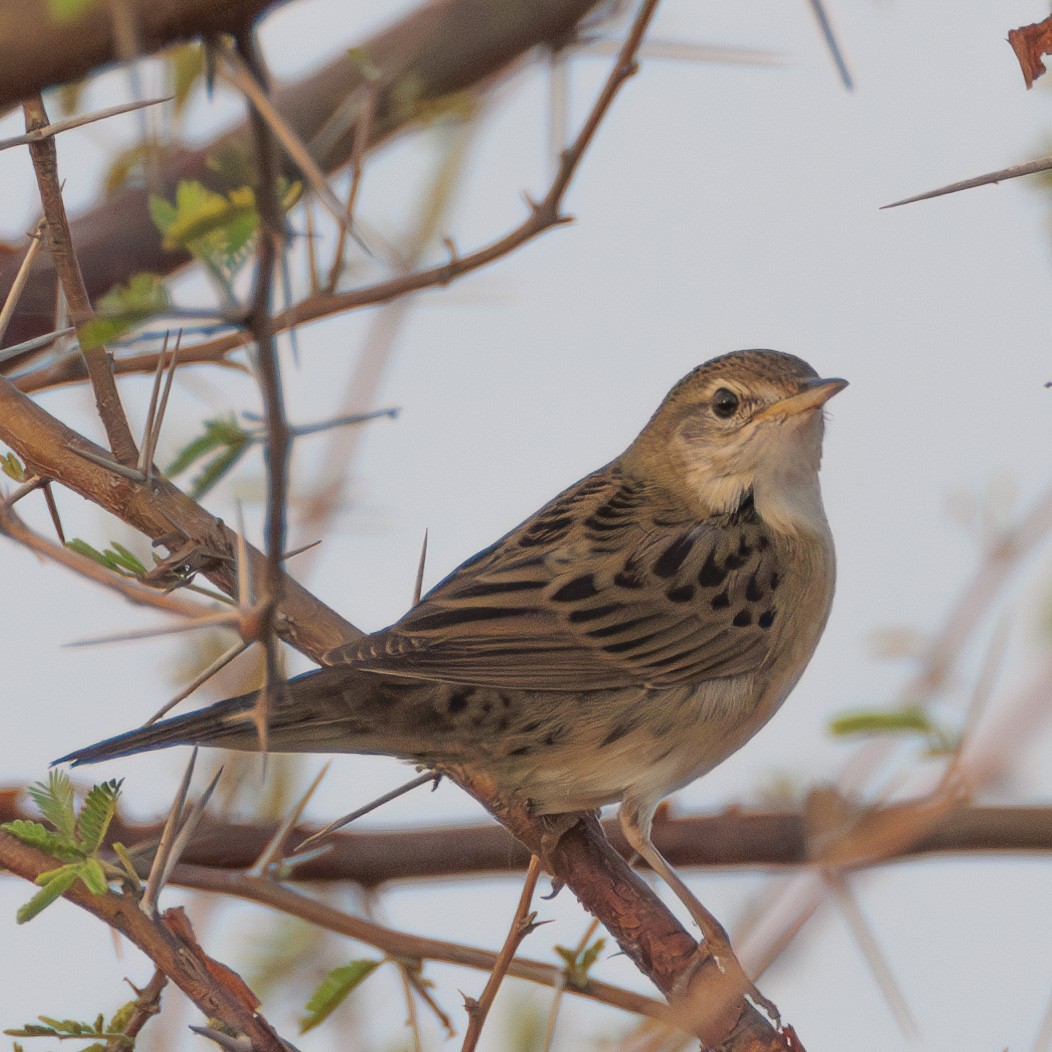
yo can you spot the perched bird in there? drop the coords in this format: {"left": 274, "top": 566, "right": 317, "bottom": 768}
{"left": 58, "top": 348, "right": 845, "bottom": 961}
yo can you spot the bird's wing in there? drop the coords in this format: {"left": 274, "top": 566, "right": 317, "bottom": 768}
{"left": 338, "top": 469, "right": 783, "bottom": 691}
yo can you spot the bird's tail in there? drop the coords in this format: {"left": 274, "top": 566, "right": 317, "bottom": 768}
{"left": 54, "top": 689, "right": 264, "bottom": 767}
{"left": 53, "top": 666, "right": 406, "bottom": 768}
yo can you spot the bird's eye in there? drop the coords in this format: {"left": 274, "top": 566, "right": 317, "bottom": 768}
{"left": 711, "top": 388, "right": 740, "bottom": 418}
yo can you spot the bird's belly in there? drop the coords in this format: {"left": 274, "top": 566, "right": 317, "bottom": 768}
{"left": 478, "top": 676, "right": 770, "bottom": 816}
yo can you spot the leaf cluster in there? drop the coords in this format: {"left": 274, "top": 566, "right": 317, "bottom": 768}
{"left": 1, "top": 771, "right": 131, "bottom": 923}
{"left": 5, "top": 1001, "right": 138, "bottom": 1051}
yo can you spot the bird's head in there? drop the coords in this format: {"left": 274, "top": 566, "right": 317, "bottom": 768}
{"left": 625, "top": 349, "right": 847, "bottom": 532}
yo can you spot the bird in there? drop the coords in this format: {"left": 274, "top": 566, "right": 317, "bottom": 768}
{"left": 57, "top": 348, "right": 845, "bottom": 973}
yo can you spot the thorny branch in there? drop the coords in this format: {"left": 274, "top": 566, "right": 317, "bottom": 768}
{"left": 22, "top": 94, "right": 137, "bottom": 464}
{"left": 0, "top": 830, "right": 287, "bottom": 1051}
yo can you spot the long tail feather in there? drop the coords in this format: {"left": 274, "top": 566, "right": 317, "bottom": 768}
{"left": 53, "top": 666, "right": 428, "bottom": 768}
{"left": 54, "top": 690, "right": 258, "bottom": 766}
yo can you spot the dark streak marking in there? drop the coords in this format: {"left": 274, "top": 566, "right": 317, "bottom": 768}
{"left": 552, "top": 575, "right": 599, "bottom": 602}
{"left": 711, "top": 590, "right": 730, "bottom": 610}
{"left": 653, "top": 534, "right": 696, "bottom": 577}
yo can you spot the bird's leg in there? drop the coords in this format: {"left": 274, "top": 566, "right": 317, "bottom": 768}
{"left": 618, "top": 802, "right": 778, "bottom": 1023}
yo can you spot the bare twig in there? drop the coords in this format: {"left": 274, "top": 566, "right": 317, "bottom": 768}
{"left": 825, "top": 872, "right": 917, "bottom": 1039}
{"left": 0, "top": 96, "right": 171, "bottom": 153}
{"left": 23, "top": 94, "right": 138, "bottom": 464}
{"left": 294, "top": 771, "right": 439, "bottom": 853}
{"left": 803, "top": 0, "right": 852, "bottom": 89}
{"left": 0, "top": 220, "right": 47, "bottom": 346}
{"left": 215, "top": 41, "right": 348, "bottom": 224}
{"left": 882, "top": 155, "right": 1052, "bottom": 209}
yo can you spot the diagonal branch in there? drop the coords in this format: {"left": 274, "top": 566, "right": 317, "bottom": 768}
{"left": 0, "top": 829, "right": 288, "bottom": 1051}
{"left": 22, "top": 94, "right": 138, "bottom": 464}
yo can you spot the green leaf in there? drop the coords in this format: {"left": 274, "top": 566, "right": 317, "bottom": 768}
{"left": 554, "top": 937, "right": 606, "bottom": 988}
{"left": 27, "top": 771, "right": 76, "bottom": 839}
{"left": 79, "top": 272, "right": 169, "bottom": 350}
{"left": 299, "top": 960, "right": 381, "bottom": 1033}
{"left": 17, "top": 866, "right": 80, "bottom": 923}
{"left": 1, "top": 451, "right": 27, "bottom": 482}
{"left": 46, "top": 0, "right": 96, "bottom": 21}
{"left": 149, "top": 180, "right": 258, "bottom": 262}
{"left": 106, "top": 544, "right": 146, "bottom": 576}
{"left": 829, "top": 706, "right": 935, "bottom": 738}
{"left": 0, "top": 820, "right": 76, "bottom": 857}
{"left": 188, "top": 442, "right": 250, "bottom": 500}
{"left": 167, "top": 415, "right": 246, "bottom": 477}
{"left": 66, "top": 538, "right": 117, "bottom": 570}
{"left": 169, "top": 42, "right": 205, "bottom": 117}
{"left": 77, "top": 780, "right": 121, "bottom": 852}
{"left": 108, "top": 999, "right": 137, "bottom": 1034}
{"left": 111, "top": 842, "right": 141, "bottom": 886}
{"left": 78, "top": 858, "right": 110, "bottom": 896}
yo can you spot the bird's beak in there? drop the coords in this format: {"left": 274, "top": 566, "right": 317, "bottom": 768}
{"left": 754, "top": 377, "right": 848, "bottom": 421}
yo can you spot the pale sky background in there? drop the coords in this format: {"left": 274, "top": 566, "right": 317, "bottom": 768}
{"left": 3, "top": 1, "right": 1052, "bottom": 1050}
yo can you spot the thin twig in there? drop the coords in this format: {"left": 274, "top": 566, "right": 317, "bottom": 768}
{"left": 461, "top": 855, "right": 543, "bottom": 1052}
{"left": 142, "top": 749, "right": 200, "bottom": 917}
{"left": 216, "top": 41, "right": 349, "bottom": 225}
{"left": 23, "top": 94, "right": 138, "bottom": 464}
{"left": 803, "top": 0, "right": 852, "bottom": 89}
{"left": 144, "top": 638, "right": 252, "bottom": 725}
{"left": 0, "top": 220, "right": 47, "bottom": 346}
{"left": 882, "top": 155, "right": 1052, "bottom": 210}
{"left": 248, "top": 761, "right": 331, "bottom": 877}
{"left": 0, "top": 325, "right": 75, "bottom": 367}
{"left": 236, "top": 30, "right": 291, "bottom": 760}
{"left": 825, "top": 872, "right": 918, "bottom": 1040}
{"left": 0, "top": 96, "right": 171, "bottom": 153}
{"left": 295, "top": 771, "right": 440, "bottom": 853}
{"left": 326, "top": 78, "right": 380, "bottom": 291}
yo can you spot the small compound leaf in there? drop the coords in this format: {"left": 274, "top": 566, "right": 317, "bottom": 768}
{"left": 78, "top": 779, "right": 122, "bottom": 852}
{"left": 80, "top": 272, "right": 169, "bottom": 350}
{"left": 166, "top": 415, "right": 246, "bottom": 477}
{"left": 0, "top": 819, "right": 75, "bottom": 857}
{"left": 27, "top": 770, "right": 76, "bottom": 839}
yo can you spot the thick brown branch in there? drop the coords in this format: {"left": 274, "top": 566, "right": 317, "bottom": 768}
{"left": 0, "top": 799, "right": 1039, "bottom": 886}
{"left": 0, "top": 0, "right": 279, "bottom": 109}
{"left": 0, "top": 830, "right": 286, "bottom": 1050}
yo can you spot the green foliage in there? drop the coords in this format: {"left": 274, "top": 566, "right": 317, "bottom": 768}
{"left": 78, "top": 273, "right": 170, "bottom": 350}
{"left": 554, "top": 936, "right": 607, "bottom": 989}
{"left": 1, "top": 771, "right": 124, "bottom": 923}
{"left": 1, "top": 452, "right": 28, "bottom": 483}
{"left": 66, "top": 538, "right": 148, "bottom": 578}
{"left": 299, "top": 960, "right": 381, "bottom": 1034}
{"left": 5, "top": 1002, "right": 139, "bottom": 1049}
{"left": 148, "top": 178, "right": 300, "bottom": 292}
{"left": 169, "top": 43, "right": 205, "bottom": 118}
{"left": 46, "top": 0, "right": 97, "bottom": 22}
{"left": 829, "top": 705, "right": 958, "bottom": 754}
{"left": 167, "top": 415, "right": 252, "bottom": 499}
